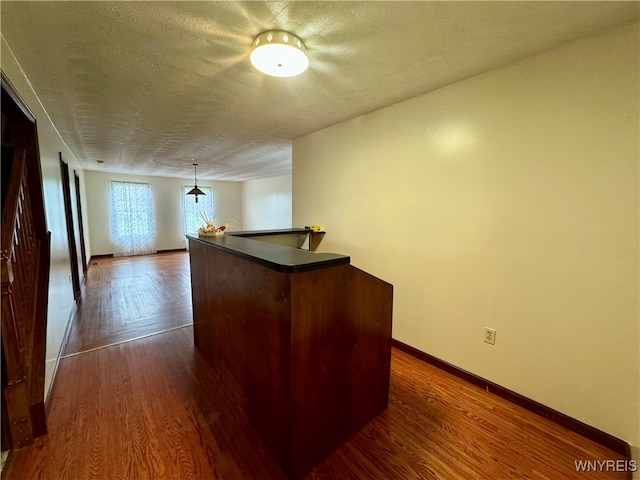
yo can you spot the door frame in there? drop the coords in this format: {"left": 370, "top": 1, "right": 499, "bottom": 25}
{"left": 59, "top": 154, "right": 81, "bottom": 300}
{"left": 73, "top": 171, "right": 88, "bottom": 273}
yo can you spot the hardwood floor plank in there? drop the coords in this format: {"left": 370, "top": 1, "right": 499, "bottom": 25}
{"left": 7, "top": 327, "right": 285, "bottom": 480}
{"left": 63, "top": 252, "right": 193, "bottom": 356}
{"left": 6, "top": 331, "right": 629, "bottom": 480}
{"left": 4, "top": 251, "right": 631, "bottom": 480}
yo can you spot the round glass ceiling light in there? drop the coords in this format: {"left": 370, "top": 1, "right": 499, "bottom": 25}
{"left": 250, "top": 30, "right": 309, "bottom": 78}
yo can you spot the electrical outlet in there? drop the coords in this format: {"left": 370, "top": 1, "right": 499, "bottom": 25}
{"left": 484, "top": 327, "right": 496, "bottom": 345}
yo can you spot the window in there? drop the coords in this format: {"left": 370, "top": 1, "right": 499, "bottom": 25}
{"left": 110, "top": 181, "right": 156, "bottom": 256}
{"left": 183, "top": 185, "right": 214, "bottom": 235}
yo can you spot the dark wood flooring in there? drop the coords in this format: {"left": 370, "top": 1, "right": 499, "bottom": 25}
{"left": 63, "top": 252, "right": 193, "bottom": 356}
{"left": 3, "top": 251, "right": 630, "bottom": 479}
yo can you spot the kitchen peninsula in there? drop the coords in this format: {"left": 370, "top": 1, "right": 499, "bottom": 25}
{"left": 187, "top": 229, "right": 393, "bottom": 479}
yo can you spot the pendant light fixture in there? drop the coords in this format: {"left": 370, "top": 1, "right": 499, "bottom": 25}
{"left": 250, "top": 30, "right": 308, "bottom": 78}
{"left": 186, "top": 163, "right": 205, "bottom": 203}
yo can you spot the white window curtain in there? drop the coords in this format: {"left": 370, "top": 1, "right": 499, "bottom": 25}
{"left": 110, "top": 181, "right": 156, "bottom": 257}
{"left": 183, "top": 185, "right": 214, "bottom": 235}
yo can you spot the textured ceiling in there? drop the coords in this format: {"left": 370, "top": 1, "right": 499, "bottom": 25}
{"left": 1, "top": 1, "right": 638, "bottom": 181}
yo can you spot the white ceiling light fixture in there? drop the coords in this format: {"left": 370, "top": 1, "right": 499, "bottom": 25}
{"left": 250, "top": 30, "right": 309, "bottom": 78}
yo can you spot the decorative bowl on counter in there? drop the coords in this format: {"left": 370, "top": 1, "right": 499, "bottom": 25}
{"left": 198, "top": 213, "right": 234, "bottom": 237}
{"left": 199, "top": 230, "right": 224, "bottom": 237}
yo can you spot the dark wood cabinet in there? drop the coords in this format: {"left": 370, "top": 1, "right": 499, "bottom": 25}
{"left": 188, "top": 233, "right": 393, "bottom": 479}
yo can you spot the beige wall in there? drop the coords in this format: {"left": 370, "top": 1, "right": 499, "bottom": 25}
{"left": 84, "top": 170, "right": 243, "bottom": 255}
{"left": 242, "top": 175, "right": 292, "bottom": 230}
{"left": 2, "top": 35, "right": 89, "bottom": 398}
{"left": 294, "top": 22, "right": 639, "bottom": 457}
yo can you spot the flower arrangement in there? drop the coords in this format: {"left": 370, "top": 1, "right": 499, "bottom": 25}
{"left": 198, "top": 213, "right": 233, "bottom": 236}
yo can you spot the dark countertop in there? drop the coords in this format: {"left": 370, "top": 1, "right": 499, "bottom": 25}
{"left": 186, "top": 230, "right": 349, "bottom": 273}
{"left": 230, "top": 228, "right": 315, "bottom": 237}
